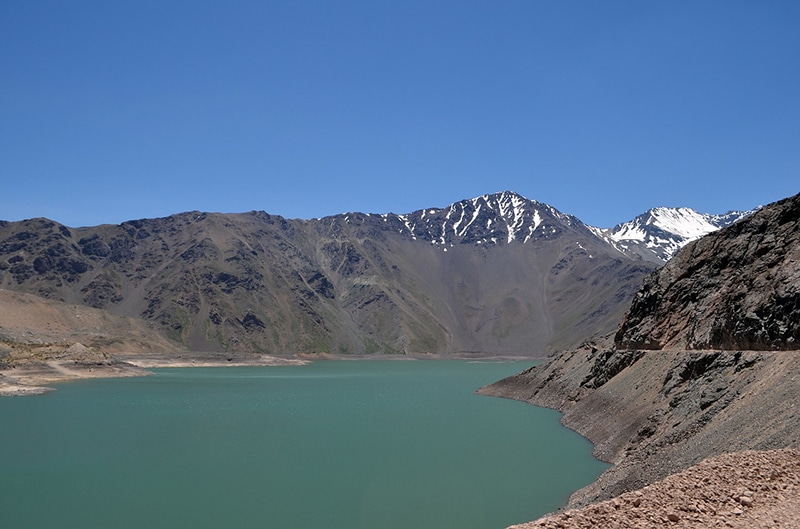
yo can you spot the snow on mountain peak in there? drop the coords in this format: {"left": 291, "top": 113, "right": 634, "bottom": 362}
{"left": 375, "top": 191, "right": 583, "bottom": 248}
{"left": 609, "top": 207, "right": 717, "bottom": 243}
{"left": 645, "top": 207, "right": 719, "bottom": 239}
{"left": 602, "top": 206, "right": 754, "bottom": 262}
{"left": 331, "top": 192, "right": 753, "bottom": 263}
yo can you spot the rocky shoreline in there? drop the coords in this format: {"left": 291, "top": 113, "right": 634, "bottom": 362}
{"left": 479, "top": 344, "right": 800, "bottom": 505}
{"left": 0, "top": 359, "right": 149, "bottom": 396}
{"left": 474, "top": 194, "right": 800, "bottom": 527}
{"left": 478, "top": 342, "right": 800, "bottom": 526}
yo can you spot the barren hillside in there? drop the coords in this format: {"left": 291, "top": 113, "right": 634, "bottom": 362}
{"left": 512, "top": 448, "right": 800, "bottom": 529}
{"left": 0, "top": 288, "right": 183, "bottom": 354}
{"left": 0, "top": 193, "right": 655, "bottom": 355}
{"left": 481, "top": 192, "right": 800, "bottom": 527}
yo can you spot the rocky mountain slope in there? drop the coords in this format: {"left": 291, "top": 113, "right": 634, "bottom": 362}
{"left": 478, "top": 191, "right": 800, "bottom": 524}
{"left": 481, "top": 344, "right": 800, "bottom": 508}
{"left": 616, "top": 192, "right": 799, "bottom": 350}
{"left": 0, "top": 192, "right": 656, "bottom": 356}
{"left": 0, "top": 288, "right": 184, "bottom": 395}
{"left": 0, "top": 288, "right": 308, "bottom": 395}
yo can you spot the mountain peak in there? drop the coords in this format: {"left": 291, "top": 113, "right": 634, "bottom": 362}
{"left": 335, "top": 190, "right": 751, "bottom": 262}
{"left": 482, "top": 189, "right": 527, "bottom": 200}
{"left": 384, "top": 191, "right": 581, "bottom": 247}
{"left": 600, "top": 206, "right": 754, "bottom": 263}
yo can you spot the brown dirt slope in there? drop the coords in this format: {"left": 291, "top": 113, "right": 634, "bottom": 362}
{"left": 0, "top": 288, "right": 184, "bottom": 355}
{"left": 512, "top": 448, "right": 800, "bottom": 529}
{"left": 0, "top": 288, "right": 186, "bottom": 395}
{"left": 0, "top": 289, "right": 305, "bottom": 395}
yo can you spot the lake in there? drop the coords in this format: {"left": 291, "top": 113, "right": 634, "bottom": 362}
{"left": 0, "top": 360, "right": 607, "bottom": 529}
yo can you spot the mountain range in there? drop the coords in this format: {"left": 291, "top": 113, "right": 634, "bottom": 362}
{"left": 0, "top": 191, "right": 752, "bottom": 356}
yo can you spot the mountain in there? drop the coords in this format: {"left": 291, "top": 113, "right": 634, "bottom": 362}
{"left": 616, "top": 192, "right": 800, "bottom": 350}
{"left": 596, "top": 206, "right": 754, "bottom": 263}
{"left": 479, "top": 192, "right": 800, "bottom": 515}
{"left": 0, "top": 288, "right": 185, "bottom": 380}
{"left": 0, "top": 192, "right": 656, "bottom": 356}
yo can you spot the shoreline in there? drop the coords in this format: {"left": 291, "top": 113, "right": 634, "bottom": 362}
{"left": 509, "top": 447, "right": 800, "bottom": 528}
{"left": 0, "top": 351, "right": 539, "bottom": 396}
{"left": 479, "top": 345, "right": 800, "bottom": 512}
{"left": 0, "top": 353, "right": 310, "bottom": 396}
{"left": 0, "top": 362, "right": 148, "bottom": 396}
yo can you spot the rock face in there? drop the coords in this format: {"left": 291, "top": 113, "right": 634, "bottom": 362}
{"left": 478, "top": 192, "right": 800, "bottom": 519}
{"left": 616, "top": 192, "right": 800, "bottom": 351}
{"left": 0, "top": 192, "right": 656, "bottom": 355}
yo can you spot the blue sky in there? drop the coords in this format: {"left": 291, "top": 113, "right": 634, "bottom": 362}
{"left": 2, "top": 1, "right": 798, "bottom": 228}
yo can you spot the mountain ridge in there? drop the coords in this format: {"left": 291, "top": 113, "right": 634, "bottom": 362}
{"left": 0, "top": 192, "right": 654, "bottom": 356}
{"left": 616, "top": 192, "right": 799, "bottom": 350}
{"left": 0, "top": 191, "right": 758, "bottom": 356}
{"left": 597, "top": 205, "right": 754, "bottom": 262}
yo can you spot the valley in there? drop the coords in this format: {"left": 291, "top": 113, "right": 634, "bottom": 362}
{"left": 1, "top": 191, "right": 743, "bottom": 359}
{"left": 1, "top": 190, "right": 796, "bottom": 528}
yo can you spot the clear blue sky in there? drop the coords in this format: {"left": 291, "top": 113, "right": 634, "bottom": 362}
{"left": 2, "top": 1, "right": 798, "bottom": 228}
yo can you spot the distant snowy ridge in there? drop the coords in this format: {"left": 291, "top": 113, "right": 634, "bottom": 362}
{"left": 597, "top": 206, "right": 755, "bottom": 262}
{"left": 338, "top": 191, "right": 754, "bottom": 263}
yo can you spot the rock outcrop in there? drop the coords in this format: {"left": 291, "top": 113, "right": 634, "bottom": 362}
{"left": 481, "top": 342, "right": 800, "bottom": 507}
{"left": 616, "top": 192, "right": 800, "bottom": 351}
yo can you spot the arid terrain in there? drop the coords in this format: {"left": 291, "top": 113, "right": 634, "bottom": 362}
{"left": 480, "top": 343, "right": 800, "bottom": 528}
{"left": 0, "top": 289, "right": 302, "bottom": 395}
{"left": 511, "top": 448, "right": 800, "bottom": 529}
{"left": 0, "top": 193, "right": 656, "bottom": 356}
{"left": 482, "top": 192, "right": 800, "bottom": 528}
{"left": 2, "top": 193, "right": 798, "bottom": 528}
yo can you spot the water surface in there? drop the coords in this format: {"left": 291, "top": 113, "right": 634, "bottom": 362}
{"left": 0, "top": 360, "right": 607, "bottom": 529}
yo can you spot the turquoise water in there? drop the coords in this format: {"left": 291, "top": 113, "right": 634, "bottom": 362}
{"left": 0, "top": 360, "right": 607, "bottom": 529}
